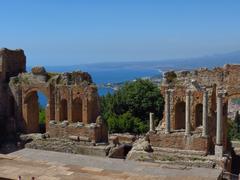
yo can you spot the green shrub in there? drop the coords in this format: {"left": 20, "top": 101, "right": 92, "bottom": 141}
{"left": 39, "top": 106, "right": 46, "bottom": 125}
{"left": 107, "top": 112, "right": 148, "bottom": 134}
{"left": 228, "top": 119, "right": 240, "bottom": 141}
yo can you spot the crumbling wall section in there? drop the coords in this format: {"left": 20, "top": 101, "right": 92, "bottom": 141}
{"left": 0, "top": 48, "right": 26, "bottom": 142}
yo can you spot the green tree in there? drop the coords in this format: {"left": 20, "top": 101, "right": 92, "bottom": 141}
{"left": 101, "top": 79, "right": 164, "bottom": 134}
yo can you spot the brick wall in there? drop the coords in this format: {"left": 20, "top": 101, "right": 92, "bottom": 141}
{"left": 149, "top": 132, "right": 210, "bottom": 153}
{"left": 48, "top": 122, "right": 108, "bottom": 143}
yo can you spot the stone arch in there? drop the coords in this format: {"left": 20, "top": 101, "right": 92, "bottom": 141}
{"left": 175, "top": 101, "right": 186, "bottom": 130}
{"left": 23, "top": 89, "right": 49, "bottom": 133}
{"left": 195, "top": 103, "right": 203, "bottom": 128}
{"left": 72, "top": 97, "right": 83, "bottom": 122}
{"left": 24, "top": 87, "right": 49, "bottom": 101}
{"left": 60, "top": 99, "right": 68, "bottom": 121}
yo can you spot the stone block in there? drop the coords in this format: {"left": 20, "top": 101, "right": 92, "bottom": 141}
{"left": 31, "top": 66, "right": 46, "bottom": 75}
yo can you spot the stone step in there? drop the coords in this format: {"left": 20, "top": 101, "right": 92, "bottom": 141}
{"left": 152, "top": 147, "right": 207, "bottom": 156}
{"left": 127, "top": 149, "right": 217, "bottom": 169}
{"left": 153, "top": 151, "right": 209, "bottom": 162}
{"left": 154, "top": 159, "right": 216, "bottom": 169}
{"left": 153, "top": 151, "right": 230, "bottom": 170}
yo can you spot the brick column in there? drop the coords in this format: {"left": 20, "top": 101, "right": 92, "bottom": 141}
{"left": 82, "top": 97, "right": 88, "bottom": 124}
{"left": 55, "top": 88, "right": 60, "bottom": 121}
{"left": 202, "top": 89, "right": 208, "bottom": 137}
{"left": 185, "top": 90, "right": 191, "bottom": 136}
{"left": 165, "top": 89, "right": 171, "bottom": 134}
{"left": 149, "top": 112, "right": 155, "bottom": 131}
{"left": 67, "top": 87, "right": 73, "bottom": 122}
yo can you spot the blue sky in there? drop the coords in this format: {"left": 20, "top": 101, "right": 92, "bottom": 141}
{"left": 1, "top": 0, "right": 240, "bottom": 66}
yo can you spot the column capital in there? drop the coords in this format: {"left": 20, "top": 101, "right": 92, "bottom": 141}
{"left": 165, "top": 89, "right": 174, "bottom": 94}
{"left": 186, "top": 89, "right": 191, "bottom": 96}
{"left": 201, "top": 86, "right": 209, "bottom": 92}
{"left": 217, "top": 90, "right": 227, "bottom": 98}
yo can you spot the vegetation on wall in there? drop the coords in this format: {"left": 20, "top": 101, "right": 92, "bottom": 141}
{"left": 164, "top": 71, "right": 177, "bottom": 83}
{"left": 100, "top": 79, "right": 164, "bottom": 134}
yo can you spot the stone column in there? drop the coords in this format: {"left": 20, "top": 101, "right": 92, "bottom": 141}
{"left": 185, "top": 90, "right": 191, "bottom": 136}
{"left": 202, "top": 89, "right": 208, "bottom": 137}
{"left": 215, "top": 91, "right": 224, "bottom": 158}
{"left": 149, "top": 112, "right": 155, "bottom": 131}
{"left": 165, "top": 90, "right": 171, "bottom": 134}
{"left": 216, "top": 92, "right": 223, "bottom": 145}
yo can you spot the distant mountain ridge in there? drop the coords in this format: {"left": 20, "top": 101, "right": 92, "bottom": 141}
{"left": 27, "top": 50, "right": 240, "bottom": 73}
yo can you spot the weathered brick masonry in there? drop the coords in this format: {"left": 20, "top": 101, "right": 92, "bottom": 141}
{"left": 153, "top": 64, "right": 240, "bottom": 155}
{"left": 0, "top": 48, "right": 108, "bottom": 144}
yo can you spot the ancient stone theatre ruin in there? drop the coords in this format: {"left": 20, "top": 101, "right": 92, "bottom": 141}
{"left": 156, "top": 65, "right": 240, "bottom": 157}
{"left": 0, "top": 48, "right": 108, "bottom": 144}
{"left": 128, "top": 65, "right": 238, "bottom": 170}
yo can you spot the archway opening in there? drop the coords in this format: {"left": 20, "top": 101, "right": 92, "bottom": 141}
{"left": 175, "top": 101, "right": 186, "bottom": 130}
{"left": 24, "top": 91, "right": 48, "bottom": 133}
{"left": 60, "top": 99, "right": 68, "bottom": 121}
{"left": 72, "top": 97, "right": 83, "bottom": 122}
{"left": 195, "top": 104, "right": 203, "bottom": 128}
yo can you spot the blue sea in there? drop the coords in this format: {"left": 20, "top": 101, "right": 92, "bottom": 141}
{"left": 23, "top": 50, "right": 240, "bottom": 107}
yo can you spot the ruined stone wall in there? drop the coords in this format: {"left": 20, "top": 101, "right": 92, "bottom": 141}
{"left": 54, "top": 84, "right": 100, "bottom": 124}
{"left": 170, "top": 64, "right": 240, "bottom": 98}
{"left": 48, "top": 122, "right": 108, "bottom": 143}
{"left": 0, "top": 48, "right": 26, "bottom": 142}
{"left": 167, "top": 64, "right": 240, "bottom": 124}
{"left": 8, "top": 61, "right": 107, "bottom": 143}
{"left": 159, "top": 64, "right": 238, "bottom": 153}
{"left": 0, "top": 47, "right": 107, "bottom": 145}
{"left": 0, "top": 48, "right": 26, "bottom": 83}
{"left": 10, "top": 70, "right": 101, "bottom": 132}
{"left": 161, "top": 86, "right": 216, "bottom": 132}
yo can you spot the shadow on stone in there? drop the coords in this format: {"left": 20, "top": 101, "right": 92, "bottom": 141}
{"left": 232, "top": 149, "right": 240, "bottom": 175}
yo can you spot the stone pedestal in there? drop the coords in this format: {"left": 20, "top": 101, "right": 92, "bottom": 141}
{"left": 165, "top": 90, "right": 171, "bottom": 134}
{"left": 185, "top": 90, "right": 191, "bottom": 136}
{"left": 149, "top": 113, "right": 155, "bottom": 132}
{"left": 215, "top": 145, "right": 223, "bottom": 158}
